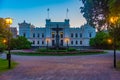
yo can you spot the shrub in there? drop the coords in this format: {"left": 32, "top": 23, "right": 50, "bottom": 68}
{"left": 67, "top": 48, "right": 76, "bottom": 52}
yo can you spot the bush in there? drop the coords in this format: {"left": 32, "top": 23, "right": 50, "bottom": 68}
{"left": 67, "top": 48, "right": 76, "bottom": 52}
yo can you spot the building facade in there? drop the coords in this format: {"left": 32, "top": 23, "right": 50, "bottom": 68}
{"left": 10, "top": 27, "right": 17, "bottom": 38}
{"left": 19, "top": 19, "right": 96, "bottom": 48}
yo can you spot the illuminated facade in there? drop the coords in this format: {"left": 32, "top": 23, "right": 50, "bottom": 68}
{"left": 19, "top": 19, "right": 96, "bottom": 48}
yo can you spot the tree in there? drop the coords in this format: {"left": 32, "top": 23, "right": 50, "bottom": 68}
{"left": 89, "top": 31, "right": 112, "bottom": 49}
{"left": 80, "top": 0, "right": 110, "bottom": 31}
{"left": 10, "top": 36, "right": 32, "bottom": 49}
{"left": 0, "top": 18, "right": 11, "bottom": 52}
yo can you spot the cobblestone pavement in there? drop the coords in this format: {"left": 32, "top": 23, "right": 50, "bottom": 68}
{"left": 0, "top": 50, "right": 120, "bottom": 80}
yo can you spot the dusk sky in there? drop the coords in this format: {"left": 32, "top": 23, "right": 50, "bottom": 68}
{"left": 0, "top": 0, "right": 86, "bottom": 28}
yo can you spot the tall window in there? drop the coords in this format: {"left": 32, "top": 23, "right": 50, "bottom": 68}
{"left": 89, "top": 33, "right": 92, "bottom": 38}
{"left": 37, "top": 33, "right": 40, "bottom": 38}
{"left": 80, "top": 33, "right": 82, "bottom": 38}
{"left": 23, "top": 33, "right": 26, "bottom": 37}
{"left": 71, "top": 33, "right": 73, "bottom": 38}
{"left": 33, "top": 33, "right": 35, "bottom": 38}
{"left": 80, "top": 41, "right": 82, "bottom": 45}
{"left": 76, "top": 41, "right": 78, "bottom": 45}
{"left": 33, "top": 41, "right": 35, "bottom": 44}
{"left": 75, "top": 33, "right": 78, "bottom": 38}
{"left": 52, "top": 32, "right": 55, "bottom": 38}
{"left": 60, "top": 32, "right": 63, "bottom": 38}
{"left": 42, "top": 41, "right": 44, "bottom": 45}
{"left": 37, "top": 41, "right": 39, "bottom": 44}
{"left": 42, "top": 33, "right": 44, "bottom": 38}
{"left": 71, "top": 41, "right": 73, "bottom": 45}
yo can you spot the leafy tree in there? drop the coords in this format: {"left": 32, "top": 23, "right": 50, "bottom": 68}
{"left": 80, "top": 0, "right": 110, "bottom": 31}
{"left": 0, "top": 18, "right": 11, "bottom": 52}
{"left": 11, "top": 36, "right": 32, "bottom": 49}
{"left": 90, "top": 31, "right": 112, "bottom": 49}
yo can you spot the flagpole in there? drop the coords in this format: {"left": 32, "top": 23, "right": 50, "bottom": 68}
{"left": 47, "top": 8, "right": 49, "bottom": 19}
{"left": 66, "top": 8, "right": 69, "bottom": 19}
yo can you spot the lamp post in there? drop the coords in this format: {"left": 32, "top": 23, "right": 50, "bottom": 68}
{"left": 46, "top": 38, "right": 50, "bottom": 50}
{"left": 110, "top": 16, "right": 118, "bottom": 68}
{"left": 65, "top": 38, "right": 69, "bottom": 49}
{"left": 5, "top": 17, "right": 12, "bottom": 69}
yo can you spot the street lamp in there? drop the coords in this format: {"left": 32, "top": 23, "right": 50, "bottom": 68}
{"left": 65, "top": 38, "right": 70, "bottom": 49}
{"left": 46, "top": 38, "right": 50, "bottom": 50}
{"left": 5, "top": 17, "right": 12, "bottom": 69}
{"left": 110, "top": 16, "right": 118, "bottom": 68}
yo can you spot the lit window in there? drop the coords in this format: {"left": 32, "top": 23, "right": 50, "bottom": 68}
{"left": 52, "top": 32, "right": 55, "bottom": 38}
{"left": 60, "top": 32, "right": 63, "bottom": 38}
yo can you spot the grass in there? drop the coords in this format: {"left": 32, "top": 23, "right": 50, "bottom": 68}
{"left": 117, "top": 61, "right": 120, "bottom": 70}
{"left": 11, "top": 51, "right": 106, "bottom": 56}
{"left": 0, "top": 58, "right": 17, "bottom": 74}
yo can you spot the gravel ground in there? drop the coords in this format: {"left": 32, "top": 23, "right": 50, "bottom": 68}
{"left": 0, "top": 50, "right": 120, "bottom": 80}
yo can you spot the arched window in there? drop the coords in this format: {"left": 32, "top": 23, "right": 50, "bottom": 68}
{"left": 89, "top": 33, "right": 92, "bottom": 38}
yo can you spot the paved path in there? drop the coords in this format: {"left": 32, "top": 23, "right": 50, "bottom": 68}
{"left": 0, "top": 50, "right": 120, "bottom": 80}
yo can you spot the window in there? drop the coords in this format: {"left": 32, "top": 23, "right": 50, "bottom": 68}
{"left": 80, "top": 33, "right": 82, "bottom": 38}
{"left": 80, "top": 41, "right": 82, "bottom": 45}
{"left": 71, "top": 33, "right": 73, "bottom": 38}
{"left": 37, "top": 41, "right": 39, "bottom": 44}
{"left": 52, "top": 32, "right": 55, "bottom": 38}
{"left": 61, "top": 40, "right": 63, "bottom": 46}
{"left": 33, "top": 41, "right": 35, "bottom": 44}
{"left": 42, "top": 33, "right": 44, "bottom": 38}
{"left": 37, "top": 33, "right": 40, "bottom": 38}
{"left": 89, "top": 33, "right": 92, "bottom": 38}
{"left": 33, "top": 33, "right": 35, "bottom": 38}
{"left": 75, "top": 33, "right": 78, "bottom": 38}
{"left": 76, "top": 41, "right": 78, "bottom": 45}
{"left": 60, "top": 32, "right": 63, "bottom": 38}
{"left": 71, "top": 41, "right": 73, "bottom": 45}
{"left": 42, "top": 41, "right": 44, "bottom": 45}
{"left": 23, "top": 33, "right": 26, "bottom": 37}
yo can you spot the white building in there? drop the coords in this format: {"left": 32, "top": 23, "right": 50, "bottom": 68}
{"left": 19, "top": 19, "right": 96, "bottom": 48}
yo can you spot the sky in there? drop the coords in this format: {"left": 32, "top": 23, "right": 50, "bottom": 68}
{"left": 0, "top": 0, "right": 86, "bottom": 28}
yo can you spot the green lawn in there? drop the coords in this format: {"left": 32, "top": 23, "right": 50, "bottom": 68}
{"left": 11, "top": 51, "right": 106, "bottom": 56}
{"left": 0, "top": 58, "right": 17, "bottom": 74}
{"left": 117, "top": 61, "right": 120, "bottom": 70}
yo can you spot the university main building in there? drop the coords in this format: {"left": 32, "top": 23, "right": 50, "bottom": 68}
{"left": 19, "top": 19, "right": 96, "bottom": 48}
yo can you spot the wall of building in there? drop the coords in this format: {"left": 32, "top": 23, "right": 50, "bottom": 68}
{"left": 19, "top": 19, "right": 96, "bottom": 48}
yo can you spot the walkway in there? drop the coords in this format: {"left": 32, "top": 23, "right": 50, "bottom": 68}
{"left": 0, "top": 50, "right": 120, "bottom": 80}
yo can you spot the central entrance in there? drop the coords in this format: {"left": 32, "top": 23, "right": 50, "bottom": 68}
{"left": 52, "top": 24, "right": 63, "bottom": 49}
